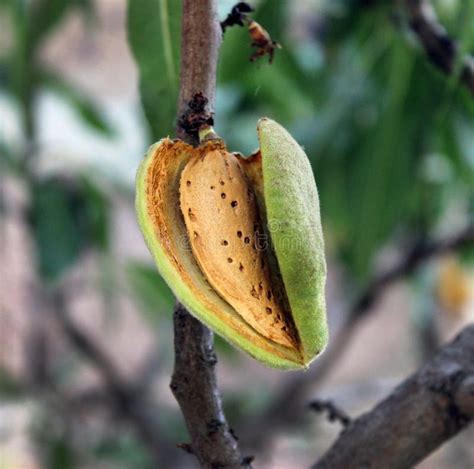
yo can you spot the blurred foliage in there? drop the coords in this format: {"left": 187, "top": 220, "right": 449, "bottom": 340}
{"left": 0, "top": 0, "right": 111, "bottom": 140}
{"left": 219, "top": 1, "right": 474, "bottom": 280}
{"left": 93, "top": 435, "right": 154, "bottom": 469}
{"left": 127, "top": 0, "right": 182, "bottom": 139}
{"left": 0, "top": 368, "right": 25, "bottom": 399}
{"left": 127, "top": 0, "right": 473, "bottom": 282}
{"left": 41, "top": 69, "right": 115, "bottom": 137}
{"left": 32, "top": 413, "right": 77, "bottom": 469}
{"left": 29, "top": 175, "right": 109, "bottom": 281}
{"left": 126, "top": 261, "right": 175, "bottom": 322}
{"left": 0, "top": 0, "right": 113, "bottom": 283}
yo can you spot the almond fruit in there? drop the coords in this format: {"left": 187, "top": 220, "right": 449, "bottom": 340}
{"left": 135, "top": 118, "right": 328, "bottom": 369}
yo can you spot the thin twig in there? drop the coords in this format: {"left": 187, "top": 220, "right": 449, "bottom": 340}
{"left": 170, "top": 1, "right": 246, "bottom": 467}
{"left": 309, "top": 399, "right": 351, "bottom": 427}
{"left": 350, "top": 223, "right": 474, "bottom": 322}
{"left": 355, "top": 0, "right": 474, "bottom": 93}
{"left": 404, "top": 0, "right": 474, "bottom": 94}
{"left": 239, "top": 224, "right": 474, "bottom": 453}
{"left": 313, "top": 324, "right": 474, "bottom": 468}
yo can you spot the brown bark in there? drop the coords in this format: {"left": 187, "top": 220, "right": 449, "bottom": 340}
{"left": 170, "top": 1, "right": 246, "bottom": 467}
{"left": 176, "top": 0, "right": 221, "bottom": 140}
{"left": 171, "top": 304, "right": 245, "bottom": 468}
{"left": 313, "top": 325, "right": 474, "bottom": 468}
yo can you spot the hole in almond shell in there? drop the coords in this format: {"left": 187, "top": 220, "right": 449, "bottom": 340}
{"left": 178, "top": 147, "right": 299, "bottom": 350}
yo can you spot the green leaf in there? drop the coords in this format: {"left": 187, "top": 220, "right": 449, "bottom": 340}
{"left": 48, "top": 439, "right": 76, "bottom": 469}
{"left": 126, "top": 261, "right": 175, "bottom": 323}
{"left": 4, "top": 1, "right": 31, "bottom": 103}
{"left": 30, "top": 0, "right": 74, "bottom": 45}
{"left": 439, "top": 118, "right": 474, "bottom": 187}
{"left": 33, "top": 418, "right": 77, "bottom": 469}
{"left": 127, "top": 0, "right": 181, "bottom": 139}
{"left": 0, "top": 59, "right": 9, "bottom": 89}
{"left": 30, "top": 177, "right": 109, "bottom": 281}
{"left": 41, "top": 70, "right": 114, "bottom": 136}
{"left": 77, "top": 176, "right": 110, "bottom": 250}
{"left": 30, "top": 180, "right": 83, "bottom": 281}
{"left": 30, "top": 0, "right": 95, "bottom": 46}
{"left": 349, "top": 41, "right": 417, "bottom": 277}
{"left": 0, "top": 368, "right": 25, "bottom": 399}
{"left": 1, "top": 0, "right": 95, "bottom": 106}
{"left": 0, "top": 140, "right": 20, "bottom": 175}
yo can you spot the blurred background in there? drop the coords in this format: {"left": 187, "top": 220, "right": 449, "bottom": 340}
{"left": 1, "top": 0, "right": 473, "bottom": 468}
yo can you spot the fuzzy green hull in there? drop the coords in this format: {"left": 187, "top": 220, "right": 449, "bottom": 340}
{"left": 258, "top": 118, "right": 328, "bottom": 364}
{"left": 135, "top": 118, "right": 328, "bottom": 369}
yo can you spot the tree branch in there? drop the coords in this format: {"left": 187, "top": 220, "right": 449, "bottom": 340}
{"left": 171, "top": 304, "right": 246, "bottom": 468}
{"left": 239, "top": 223, "right": 474, "bottom": 452}
{"left": 170, "top": 1, "right": 246, "bottom": 467}
{"left": 350, "top": 223, "right": 474, "bottom": 323}
{"left": 176, "top": 0, "right": 220, "bottom": 142}
{"left": 309, "top": 399, "right": 351, "bottom": 427}
{"left": 313, "top": 324, "right": 474, "bottom": 468}
{"left": 404, "top": 0, "right": 474, "bottom": 94}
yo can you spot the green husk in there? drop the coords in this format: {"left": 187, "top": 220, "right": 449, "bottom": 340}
{"left": 258, "top": 118, "right": 328, "bottom": 364}
{"left": 135, "top": 119, "right": 328, "bottom": 369}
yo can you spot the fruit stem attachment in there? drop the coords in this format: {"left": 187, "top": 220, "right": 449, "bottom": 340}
{"left": 198, "top": 125, "right": 222, "bottom": 143}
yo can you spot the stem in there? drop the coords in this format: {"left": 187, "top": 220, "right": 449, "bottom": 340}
{"left": 170, "top": 1, "right": 246, "bottom": 467}
{"left": 176, "top": 0, "right": 220, "bottom": 141}
{"left": 198, "top": 125, "right": 221, "bottom": 143}
{"left": 404, "top": 0, "right": 474, "bottom": 95}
